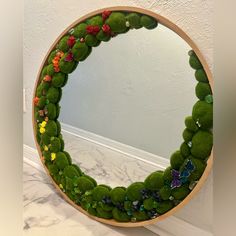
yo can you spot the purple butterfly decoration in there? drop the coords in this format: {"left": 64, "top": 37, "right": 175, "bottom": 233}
{"left": 171, "top": 159, "right": 195, "bottom": 189}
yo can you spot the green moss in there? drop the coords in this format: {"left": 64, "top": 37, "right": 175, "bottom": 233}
{"left": 140, "top": 15, "right": 157, "bottom": 29}
{"left": 71, "top": 164, "right": 83, "bottom": 175}
{"left": 47, "top": 64, "right": 55, "bottom": 76}
{"left": 170, "top": 151, "right": 185, "bottom": 170}
{"left": 172, "top": 184, "right": 190, "bottom": 200}
{"left": 57, "top": 35, "right": 70, "bottom": 52}
{"left": 96, "top": 30, "right": 111, "bottom": 42}
{"left": 92, "top": 186, "right": 110, "bottom": 201}
{"left": 180, "top": 157, "right": 206, "bottom": 181}
{"left": 180, "top": 142, "right": 191, "bottom": 157}
{"left": 126, "top": 13, "right": 142, "bottom": 29}
{"left": 88, "top": 207, "right": 97, "bottom": 216}
{"left": 112, "top": 208, "right": 130, "bottom": 222}
{"left": 83, "top": 175, "right": 97, "bottom": 187}
{"left": 71, "top": 41, "right": 89, "bottom": 61}
{"left": 76, "top": 176, "right": 95, "bottom": 193}
{"left": 46, "top": 87, "right": 61, "bottom": 104}
{"left": 87, "top": 15, "right": 103, "bottom": 27}
{"left": 48, "top": 50, "right": 57, "bottom": 64}
{"left": 98, "top": 184, "right": 112, "bottom": 191}
{"left": 56, "top": 120, "right": 61, "bottom": 135}
{"left": 143, "top": 198, "right": 156, "bottom": 210}
{"left": 51, "top": 72, "right": 67, "bottom": 88}
{"left": 59, "top": 53, "right": 77, "bottom": 74}
{"left": 59, "top": 136, "right": 64, "bottom": 150}
{"left": 126, "top": 182, "right": 145, "bottom": 201}
{"left": 55, "top": 104, "right": 61, "bottom": 119}
{"left": 97, "top": 206, "right": 112, "bottom": 219}
{"left": 45, "top": 120, "right": 57, "bottom": 137}
{"left": 132, "top": 211, "right": 149, "bottom": 221}
{"left": 195, "top": 82, "right": 212, "bottom": 100}
{"left": 73, "top": 23, "right": 87, "bottom": 38}
{"left": 160, "top": 186, "right": 172, "bottom": 200}
{"left": 85, "top": 34, "right": 100, "bottom": 47}
{"left": 65, "top": 177, "right": 74, "bottom": 191}
{"left": 189, "top": 50, "right": 202, "bottom": 70}
{"left": 43, "top": 150, "right": 51, "bottom": 162}
{"left": 45, "top": 103, "right": 57, "bottom": 120}
{"left": 192, "top": 101, "right": 213, "bottom": 129}
{"left": 191, "top": 130, "right": 213, "bottom": 159}
{"left": 47, "top": 164, "right": 59, "bottom": 176}
{"left": 37, "top": 96, "right": 47, "bottom": 109}
{"left": 36, "top": 83, "right": 49, "bottom": 97}
{"left": 195, "top": 69, "right": 209, "bottom": 83}
{"left": 124, "top": 201, "right": 132, "bottom": 211}
{"left": 40, "top": 66, "right": 48, "bottom": 80}
{"left": 41, "top": 132, "right": 51, "bottom": 145}
{"left": 79, "top": 46, "right": 92, "bottom": 61}
{"left": 144, "top": 171, "right": 164, "bottom": 190}
{"left": 185, "top": 116, "right": 198, "bottom": 132}
{"left": 155, "top": 200, "right": 174, "bottom": 214}
{"left": 182, "top": 128, "right": 194, "bottom": 142}
{"left": 163, "top": 166, "right": 173, "bottom": 183}
{"left": 34, "top": 110, "right": 44, "bottom": 123}
{"left": 62, "top": 165, "right": 80, "bottom": 179}
{"left": 105, "top": 12, "right": 127, "bottom": 33}
{"left": 49, "top": 137, "right": 61, "bottom": 152}
{"left": 54, "top": 152, "right": 69, "bottom": 169}
{"left": 36, "top": 130, "right": 41, "bottom": 144}
{"left": 110, "top": 187, "right": 126, "bottom": 204}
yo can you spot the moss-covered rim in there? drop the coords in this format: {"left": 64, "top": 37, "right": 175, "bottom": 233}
{"left": 33, "top": 9, "right": 213, "bottom": 223}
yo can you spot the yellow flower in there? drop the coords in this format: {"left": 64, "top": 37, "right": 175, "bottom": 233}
{"left": 41, "top": 121, "right": 47, "bottom": 128}
{"left": 39, "top": 127, "right": 45, "bottom": 134}
{"left": 44, "top": 145, "right": 48, "bottom": 151}
{"left": 51, "top": 153, "right": 56, "bottom": 161}
{"left": 59, "top": 184, "right": 63, "bottom": 189}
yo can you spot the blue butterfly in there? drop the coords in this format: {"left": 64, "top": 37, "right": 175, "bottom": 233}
{"left": 180, "top": 159, "right": 195, "bottom": 184}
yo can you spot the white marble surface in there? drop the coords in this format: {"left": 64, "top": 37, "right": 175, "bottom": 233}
{"left": 23, "top": 162, "right": 158, "bottom": 236}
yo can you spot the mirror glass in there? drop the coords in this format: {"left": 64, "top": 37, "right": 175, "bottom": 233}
{"left": 59, "top": 24, "right": 196, "bottom": 185}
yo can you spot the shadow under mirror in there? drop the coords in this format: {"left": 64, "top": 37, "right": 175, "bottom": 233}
{"left": 59, "top": 24, "right": 196, "bottom": 187}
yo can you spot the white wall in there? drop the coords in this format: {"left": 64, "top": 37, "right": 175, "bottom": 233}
{"left": 24, "top": 0, "right": 213, "bottom": 233}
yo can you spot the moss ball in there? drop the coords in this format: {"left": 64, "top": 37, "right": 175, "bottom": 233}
{"left": 52, "top": 72, "right": 67, "bottom": 88}
{"left": 79, "top": 47, "right": 92, "bottom": 61}
{"left": 189, "top": 50, "right": 202, "bottom": 70}
{"left": 47, "top": 64, "right": 55, "bottom": 76}
{"left": 195, "top": 69, "right": 208, "bottom": 83}
{"left": 100, "top": 202, "right": 114, "bottom": 212}
{"left": 143, "top": 198, "right": 156, "bottom": 210}
{"left": 126, "top": 13, "right": 142, "bottom": 29}
{"left": 83, "top": 175, "right": 97, "bottom": 187}
{"left": 85, "top": 34, "right": 100, "bottom": 47}
{"left": 105, "top": 12, "right": 127, "bottom": 33}
{"left": 132, "top": 211, "right": 149, "bottom": 221}
{"left": 160, "top": 185, "right": 172, "bottom": 200}
{"left": 96, "top": 30, "right": 111, "bottom": 42}
{"left": 76, "top": 176, "right": 95, "bottom": 193}
{"left": 43, "top": 150, "right": 51, "bottom": 162}
{"left": 112, "top": 208, "right": 130, "bottom": 222}
{"left": 59, "top": 53, "right": 77, "bottom": 74}
{"left": 45, "top": 103, "right": 57, "bottom": 120}
{"left": 36, "top": 83, "right": 49, "bottom": 97}
{"left": 46, "top": 87, "right": 60, "bottom": 104}
{"left": 195, "top": 82, "right": 212, "bottom": 100}
{"left": 57, "top": 35, "right": 70, "bottom": 52}
{"left": 37, "top": 96, "right": 47, "bottom": 109}
{"left": 63, "top": 165, "right": 80, "bottom": 179}
{"left": 185, "top": 116, "right": 198, "bottom": 132}
{"left": 180, "top": 142, "right": 191, "bottom": 157}
{"left": 40, "top": 66, "right": 48, "bottom": 80}
{"left": 87, "top": 15, "right": 103, "bottom": 27}
{"left": 41, "top": 133, "right": 51, "bottom": 145}
{"left": 98, "top": 184, "right": 112, "bottom": 191}
{"left": 144, "top": 171, "right": 164, "bottom": 190}
{"left": 92, "top": 186, "right": 110, "bottom": 201}
{"left": 155, "top": 200, "right": 174, "bottom": 214}
{"left": 172, "top": 184, "right": 190, "bottom": 200}
{"left": 124, "top": 201, "right": 132, "bottom": 211}
{"left": 163, "top": 166, "right": 173, "bottom": 183}
{"left": 182, "top": 128, "right": 194, "bottom": 142}
{"left": 88, "top": 207, "right": 97, "bottom": 216}
{"left": 47, "top": 164, "right": 59, "bottom": 176}
{"left": 49, "top": 137, "right": 61, "bottom": 152}
{"left": 71, "top": 41, "right": 89, "bottom": 61}
{"left": 71, "top": 164, "right": 83, "bottom": 175}
{"left": 140, "top": 15, "right": 157, "bottom": 29}
{"left": 48, "top": 50, "right": 57, "bottom": 64}
{"left": 192, "top": 101, "right": 213, "bottom": 129}
{"left": 126, "top": 182, "right": 145, "bottom": 201}
{"left": 170, "top": 151, "right": 185, "bottom": 170}
{"left": 73, "top": 23, "right": 87, "bottom": 38}
{"left": 110, "top": 187, "right": 126, "bottom": 204}
{"left": 45, "top": 120, "right": 57, "bottom": 137}
{"left": 54, "top": 152, "right": 69, "bottom": 169}
{"left": 191, "top": 130, "right": 213, "bottom": 159}
{"left": 96, "top": 206, "right": 112, "bottom": 219}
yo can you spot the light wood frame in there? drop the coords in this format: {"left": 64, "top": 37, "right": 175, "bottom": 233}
{"left": 32, "top": 6, "right": 213, "bottom": 227}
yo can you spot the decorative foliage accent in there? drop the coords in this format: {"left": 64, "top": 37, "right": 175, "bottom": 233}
{"left": 33, "top": 10, "right": 213, "bottom": 223}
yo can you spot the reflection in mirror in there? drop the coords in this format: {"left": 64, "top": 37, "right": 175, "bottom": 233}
{"left": 59, "top": 24, "right": 196, "bottom": 185}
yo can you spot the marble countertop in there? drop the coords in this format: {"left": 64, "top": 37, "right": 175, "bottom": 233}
{"left": 23, "top": 161, "right": 158, "bottom": 236}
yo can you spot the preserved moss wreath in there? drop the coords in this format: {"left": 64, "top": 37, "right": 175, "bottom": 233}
{"left": 33, "top": 7, "right": 213, "bottom": 227}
